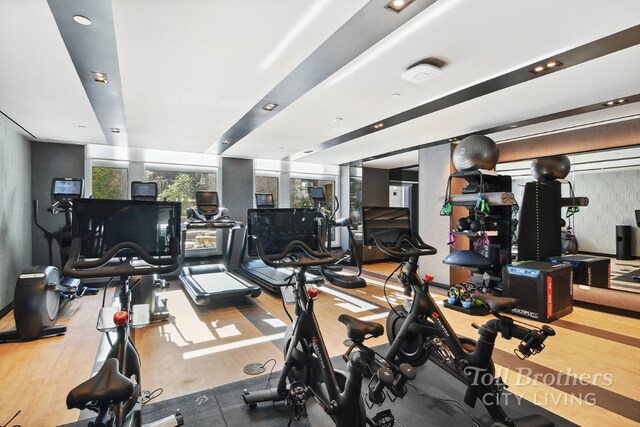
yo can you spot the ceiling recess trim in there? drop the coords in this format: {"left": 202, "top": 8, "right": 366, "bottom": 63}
{"left": 213, "top": 0, "right": 439, "bottom": 155}
{"left": 346, "top": 93, "right": 640, "bottom": 166}
{"left": 47, "top": 0, "right": 127, "bottom": 145}
{"left": 287, "top": 24, "right": 640, "bottom": 163}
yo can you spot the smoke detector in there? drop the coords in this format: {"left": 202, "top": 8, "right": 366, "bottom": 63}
{"left": 401, "top": 63, "right": 442, "bottom": 83}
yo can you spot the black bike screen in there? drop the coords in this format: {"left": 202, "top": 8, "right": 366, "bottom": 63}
{"left": 362, "top": 206, "right": 411, "bottom": 246}
{"left": 247, "top": 208, "right": 319, "bottom": 257}
{"left": 307, "top": 187, "right": 325, "bottom": 203}
{"left": 72, "top": 199, "right": 181, "bottom": 258}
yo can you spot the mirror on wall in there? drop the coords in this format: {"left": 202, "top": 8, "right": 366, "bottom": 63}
{"left": 496, "top": 145, "right": 640, "bottom": 259}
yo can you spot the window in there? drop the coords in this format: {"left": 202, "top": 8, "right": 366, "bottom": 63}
{"left": 144, "top": 169, "right": 217, "bottom": 218}
{"left": 92, "top": 166, "right": 128, "bottom": 199}
{"left": 255, "top": 173, "right": 279, "bottom": 207}
{"left": 145, "top": 167, "right": 218, "bottom": 255}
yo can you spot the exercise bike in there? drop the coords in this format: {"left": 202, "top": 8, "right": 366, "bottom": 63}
{"left": 355, "top": 206, "right": 556, "bottom": 427}
{"left": 63, "top": 198, "right": 184, "bottom": 427}
{"left": 242, "top": 208, "right": 394, "bottom": 427}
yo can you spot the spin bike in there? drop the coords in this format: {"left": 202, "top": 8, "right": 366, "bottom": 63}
{"left": 63, "top": 198, "right": 184, "bottom": 427}
{"left": 242, "top": 208, "right": 394, "bottom": 427}
{"left": 353, "top": 228, "right": 556, "bottom": 427}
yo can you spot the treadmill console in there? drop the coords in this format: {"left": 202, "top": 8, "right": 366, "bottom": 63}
{"left": 51, "top": 178, "right": 84, "bottom": 204}
{"left": 255, "top": 193, "right": 275, "bottom": 208}
{"left": 247, "top": 208, "right": 320, "bottom": 257}
{"left": 196, "top": 191, "right": 220, "bottom": 218}
{"left": 131, "top": 181, "right": 158, "bottom": 201}
{"left": 362, "top": 206, "right": 412, "bottom": 246}
{"left": 307, "top": 187, "right": 326, "bottom": 208}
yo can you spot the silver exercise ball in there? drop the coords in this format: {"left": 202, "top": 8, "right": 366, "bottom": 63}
{"left": 452, "top": 135, "right": 500, "bottom": 172}
{"left": 530, "top": 155, "right": 571, "bottom": 181}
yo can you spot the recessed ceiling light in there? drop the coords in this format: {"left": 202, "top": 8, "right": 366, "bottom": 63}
{"left": 278, "top": 146, "right": 285, "bottom": 150}
{"left": 617, "top": 99, "right": 626, "bottom": 103}
{"left": 91, "top": 71, "right": 108, "bottom": 84}
{"left": 110, "top": 128, "right": 120, "bottom": 133}
{"left": 510, "top": 124, "right": 518, "bottom": 128}
{"left": 385, "top": 0, "right": 416, "bottom": 13}
{"left": 373, "top": 123, "right": 384, "bottom": 129}
{"left": 390, "top": 93, "right": 402, "bottom": 98}
{"left": 222, "top": 140, "right": 229, "bottom": 144}
{"left": 530, "top": 60, "right": 563, "bottom": 74}
{"left": 78, "top": 125, "right": 87, "bottom": 128}
{"left": 603, "top": 98, "right": 627, "bottom": 107}
{"left": 262, "top": 103, "right": 278, "bottom": 111}
{"left": 333, "top": 117, "right": 343, "bottom": 122}
{"left": 303, "top": 149, "right": 313, "bottom": 154}
{"left": 73, "top": 15, "right": 91, "bottom": 25}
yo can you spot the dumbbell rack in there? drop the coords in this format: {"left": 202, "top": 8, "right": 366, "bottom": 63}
{"left": 444, "top": 169, "right": 513, "bottom": 315}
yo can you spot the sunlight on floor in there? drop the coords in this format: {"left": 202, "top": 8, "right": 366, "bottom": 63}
{"left": 182, "top": 332, "right": 286, "bottom": 360}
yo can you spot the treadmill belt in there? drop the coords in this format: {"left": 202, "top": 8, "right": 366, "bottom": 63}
{"left": 194, "top": 273, "right": 251, "bottom": 293}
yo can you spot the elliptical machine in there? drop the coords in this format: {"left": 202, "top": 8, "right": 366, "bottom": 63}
{"left": 307, "top": 186, "right": 366, "bottom": 289}
{"left": 0, "top": 178, "right": 96, "bottom": 343}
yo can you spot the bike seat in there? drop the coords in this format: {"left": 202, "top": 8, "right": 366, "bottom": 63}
{"left": 66, "top": 358, "right": 134, "bottom": 410}
{"left": 338, "top": 314, "right": 384, "bottom": 341}
{"left": 474, "top": 293, "right": 520, "bottom": 312}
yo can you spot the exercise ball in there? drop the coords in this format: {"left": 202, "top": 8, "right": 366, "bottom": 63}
{"left": 530, "top": 155, "right": 571, "bottom": 181}
{"left": 469, "top": 219, "right": 482, "bottom": 233}
{"left": 452, "top": 135, "right": 500, "bottom": 172}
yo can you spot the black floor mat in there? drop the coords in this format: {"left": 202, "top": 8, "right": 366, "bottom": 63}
{"left": 60, "top": 346, "right": 577, "bottom": 427}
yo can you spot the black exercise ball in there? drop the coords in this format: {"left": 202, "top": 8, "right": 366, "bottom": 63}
{"left": 456, "top": 217, "right": 471, "bottom": 231}
{"left": 469, "top": 219, "right": 482, "bottom": 233}
{"left": 452, "top": 135, "right": 500, "bottom": 172}
{"left": 531, "top": 155, "right": 571, "bottom": 181}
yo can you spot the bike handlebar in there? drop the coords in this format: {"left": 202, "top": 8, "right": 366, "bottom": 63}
{"left": 63, "top": 237, "right": 181, "bottom": 279}
{"left": 252, "top": 237, "right": 337, "bottom": 269}
{"left": 185, "top": 219, "right": 241, "bottom": 229}
{"left": 372, "top": 233, "right": 437, "bottom": 259}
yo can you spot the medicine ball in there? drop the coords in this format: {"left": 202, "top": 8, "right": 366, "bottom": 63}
{"left": 452, "top": 135, "right": 500, "bottom": 172}
{"left": 456, "top": 217, "right": 471, "bottom": 231}
{"left": 531, "top": 155, "right": 571, "bottom": 181}
{"left": 469, "top": 219, "right": 482, "bottom": 233}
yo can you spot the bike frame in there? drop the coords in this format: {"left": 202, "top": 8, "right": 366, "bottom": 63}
{"left": 386, "top": 256, "right": 522, "bottom": 422}
{"left": 276, "top": 268, "right": 366, "bottom": 426}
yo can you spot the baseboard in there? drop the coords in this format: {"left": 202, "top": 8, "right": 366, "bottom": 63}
{"left": 0, "top": 302, "right": 13, "bottom": 319}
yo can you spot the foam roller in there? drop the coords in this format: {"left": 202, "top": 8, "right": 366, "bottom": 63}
{"left": 448, "top": 192, "right": 516, "bottom": 206}
{"left": 560, "top": 197, "right": 589, "bottom": 207}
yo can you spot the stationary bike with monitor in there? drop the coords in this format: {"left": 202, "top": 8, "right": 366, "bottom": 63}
{"left": 307, "top": 186, "right": 366, "bottom": 289}
{"left": 179, "top": 191, "right": 261, "bottom": 305}
{"left": 355, "top": 206, "right": 556, "bottom": 427}
{"left": 0, "top": 178, "right": 96, "bottom": 343}
{"left": 64, "top": 198, "right": 183, "bottom": 427}
{"left": 242, "top": 208, "right": 392, "bottom": 427}
{"left": 236, "top": 195, "right": 324, "bottom": 293}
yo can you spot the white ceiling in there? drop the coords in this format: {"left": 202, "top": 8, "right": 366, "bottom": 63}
{"left": 1, "top": 0, "right": 639, "bottom": 168}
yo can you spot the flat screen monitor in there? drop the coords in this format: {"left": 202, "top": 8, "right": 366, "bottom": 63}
{"left": 131, "top": 181, "right": 158, "bottom": 200}
{"left": 51, "top": 178, "right": 83, "bottom": 203}
{"left": 72, "top": 199, "right": 180, "bottom": 258}
{"left": 246, "top": 208, "right": 319, "bottom": 257}
{"left": 636, "top": 210, "right": 640, "bottom": 227}
{"left": 362, "top": 206, "right": 411, "bottom": 246}
{"left": 307, "top": 186, "right": 325, "bottom": 203}
{"left": 196, "top": 191, "right": 219, "bottom": 216}
{"left": 255, "top": 193, "right": 275, "bottom": 208}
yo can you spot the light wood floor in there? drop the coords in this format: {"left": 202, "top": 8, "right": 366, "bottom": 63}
{"left": 1, "top": 263, "right": 639, "bottom": 427}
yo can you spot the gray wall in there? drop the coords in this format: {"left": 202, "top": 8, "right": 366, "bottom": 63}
{"left": 221, "top": 157, "right": 254, "bottom": 223}
{"left": 31, "top": 141, "right": 85, "bottom": 267}
{"left": 418, "top": 143, "right": 451, "bottom": 285}
{"left": 0, "top": 116, "right": 32, "bottom": 310}
{"left": 362, "top": 167, "right": 389, "bottom": 207}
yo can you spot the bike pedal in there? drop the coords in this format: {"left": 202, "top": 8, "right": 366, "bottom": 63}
{"left": 372, "top": 409, "right": 394, "bottom": 427}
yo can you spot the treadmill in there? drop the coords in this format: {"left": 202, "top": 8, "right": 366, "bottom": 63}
{"left": 236, "top": 194, "right": 324, "bottom": 293}
{"left": 179, "top": 191, "right": 261, "bottom": 305}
